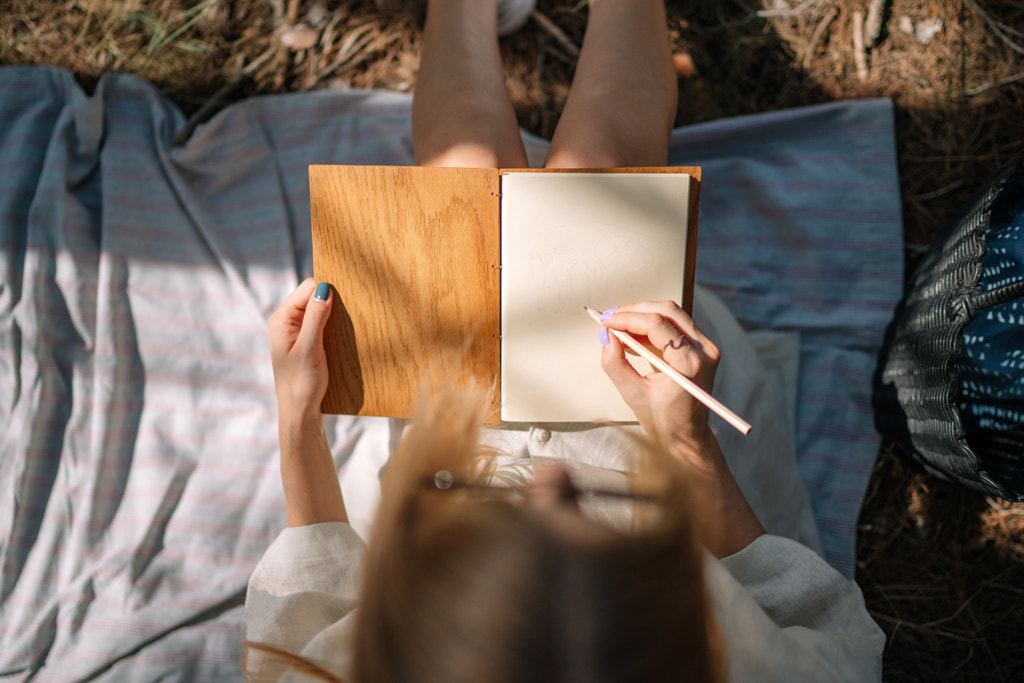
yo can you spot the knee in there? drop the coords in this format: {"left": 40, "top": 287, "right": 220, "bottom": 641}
{"left": 415, "top": 141, "right": 505, "bottom": 168}
{"left": 545, "top": 120, "right": 670, "bottom": 169}
{"left": 544, "top": 143, "right": 625, "bottom": 170}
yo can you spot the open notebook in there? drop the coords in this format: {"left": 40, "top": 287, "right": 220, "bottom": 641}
{"left": 310, "top": 165, "right": 699, "bottom": 422}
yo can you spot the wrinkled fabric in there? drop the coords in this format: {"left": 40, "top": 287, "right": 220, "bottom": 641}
{"left": 0, "top": 66, "right": 902, "bottom": 680}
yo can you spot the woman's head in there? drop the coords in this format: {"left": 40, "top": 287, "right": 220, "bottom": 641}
{"left": 353, "top": 385, "right": 724, "bottom": 683}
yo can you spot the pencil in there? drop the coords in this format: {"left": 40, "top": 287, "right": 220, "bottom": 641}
{"left": 585, "top": 307, "right": 752, "bottom": 435}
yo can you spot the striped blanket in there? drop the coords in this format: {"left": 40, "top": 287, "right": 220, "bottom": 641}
{"left": 0, "top": 66, "right": 902, "bottom": 680}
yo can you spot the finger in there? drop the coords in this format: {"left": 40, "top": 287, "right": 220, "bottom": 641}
{"left": 602, "top": 309, "right": 712, "bottom": 380}
{"left": 615, "top": 300, "right": 711, "bottom": 348}
{"left": 294, "top": 281, "right": 333, "bottom": 355}
{"left": 604, "top": 310, "right": 691, "bottom": 354}
{"left": 607, "top": 303, "right": 718, "bottom": 365}
{"left": 600, "top": 333, "right": 647, "bottom": 406}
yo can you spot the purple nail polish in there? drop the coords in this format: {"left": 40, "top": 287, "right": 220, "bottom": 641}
{"left": 599, "top": 306, "right": 618, "bottom": 322}
{"left": 598, "top": 327, "right": 609, "bottom": 347}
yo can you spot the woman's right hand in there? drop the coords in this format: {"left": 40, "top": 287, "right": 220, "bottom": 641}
{"left": 598, "top": 300, "right": 721, "bottom": 461}
{"left": 600, "top": 301, "right": 765, "bottom": 556}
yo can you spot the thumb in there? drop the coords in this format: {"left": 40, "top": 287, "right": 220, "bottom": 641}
{"left": 295, "top": 281, "right": 333, "bottom": 355}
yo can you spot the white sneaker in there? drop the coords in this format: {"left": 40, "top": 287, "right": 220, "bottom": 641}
{"left": 497, "top": 0, "right": 536, "bottom": 36}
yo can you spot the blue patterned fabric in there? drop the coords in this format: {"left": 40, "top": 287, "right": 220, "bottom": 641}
{"left": 666, "top": 106, "right": 903, "bottom": 575}
{"left": 960, "top": 177, "right": 1024, "bottom": 435}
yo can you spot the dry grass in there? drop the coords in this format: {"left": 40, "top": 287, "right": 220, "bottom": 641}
{"left": 856, "top": 445, "right": 1024, "bottom": 680}
{"left": 3, "top": 0, "right": 1024, "bottom": 679}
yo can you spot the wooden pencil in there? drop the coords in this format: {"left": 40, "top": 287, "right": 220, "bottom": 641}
{"left": 585, "top": 307, "right": 752, "bottom": 435}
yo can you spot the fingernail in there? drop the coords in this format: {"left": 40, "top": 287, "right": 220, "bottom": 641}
{"left": 313, "top": 282, "right": 330, "bottom": 301}
{"left": 598, "top": 327, "right": 609, "bottom": 347}
{"left": 599, "top": 306, "right": 618, "bottom": 322}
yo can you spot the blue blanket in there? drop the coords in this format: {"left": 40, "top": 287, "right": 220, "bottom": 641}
{"left": 0, "top": 66, "right": 902, "bottom": 680}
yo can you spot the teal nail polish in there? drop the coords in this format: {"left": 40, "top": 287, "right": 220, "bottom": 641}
{"left": 313, "top": 282, "right": 330, "bottom": 301}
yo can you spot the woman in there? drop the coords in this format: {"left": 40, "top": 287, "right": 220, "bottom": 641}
{"left": 245, "top": 1, "right": 884, "bottom": 680}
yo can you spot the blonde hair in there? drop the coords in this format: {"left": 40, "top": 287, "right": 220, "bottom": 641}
{"left": 352, "top": 385, "right": 725, "bottom": 683}
{"left": 244, "top": 384, "right": 724, "bottom": 682}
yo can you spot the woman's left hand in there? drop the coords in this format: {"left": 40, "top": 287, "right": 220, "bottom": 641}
{"left": 268, "top": 279, "right": 333, "bottom": 422}
{"left": 268, "top": 279, "right": 348, "bottom": 526}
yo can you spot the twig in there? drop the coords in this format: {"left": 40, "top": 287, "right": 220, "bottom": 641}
{"left": 310, "top": 23, "right": 380, "bottom": 87}
{"left": 801, "top": 7, "right": 836, "bottom": 70}
{"left": 965, "top": 605, "right": 1006, "bottom": 682}
{"left": 990, "top": 582, "right": 1024, "bottom": 596}
{"left": 268, "top": 0, "right": 285, "bottom": 27}
{"left": 717, "top": 0, "right": 828, "bottom": 29}
{"left": 912, "top": 179, "right": 966, "bottom": 201}
{"left": 286, "top": 0, "right": 301, "bottom": 26}
{"left": 993, "top": 17, "right": 1024, "bottom": 41}
{"left": 867, "top": 612, "right": 971, "bottom": 640}
{"left": 852, "top": 11, "right": 869, "bottom": 81}
{"left": 530, "top": 10, "right": 580, "bottom": 59}
{"left": 75, "top": 0, "right": 99, "bottom": 43}
{"left": 960, "top": 70, "right": 1024, "bottom": 97}
{"left": 319, "top": 10, "right": 346, "bottom": 54}
{"left": 864, "top": 0, "right": 886, "bottom": 48}
{"left": 171, "top": 44, "right": 277, "bottom": 147}
{"left": 915, "top": 578, "right": 1006, "bottom": 631}
{"left": 240, "top": 43, "right": 281, "bottom": 76}
{"left": 965, "top": 0, "right": 1024, "bottom": 57}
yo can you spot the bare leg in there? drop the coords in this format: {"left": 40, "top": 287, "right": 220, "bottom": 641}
{"left": 413, "top": 0, "right": 529, "bottom": 168}
{"left": 545, "top": 0, "right": 677, "bottom": 168}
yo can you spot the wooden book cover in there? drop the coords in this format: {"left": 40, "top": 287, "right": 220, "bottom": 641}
{"left": 310, "top": 165, "right": 700, "bottom": 422}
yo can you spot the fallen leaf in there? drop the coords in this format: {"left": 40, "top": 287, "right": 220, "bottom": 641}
{"left": 281, "top": 24, "right": 319, "bottom": 51}
{"left": 673, "top": 53, "right": 696, "bottom": 78}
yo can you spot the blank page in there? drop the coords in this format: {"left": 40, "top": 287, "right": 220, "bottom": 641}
{"left": 500, "top": 172, "right": 691, "bottom": 422}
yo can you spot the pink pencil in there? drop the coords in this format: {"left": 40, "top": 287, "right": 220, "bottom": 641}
{"left": 585, "top": 307, "right": 752, "bottom": 435}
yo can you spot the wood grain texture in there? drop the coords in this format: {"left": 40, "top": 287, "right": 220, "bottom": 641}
{"left": 310, "top": 165, "right": 500, "bottom": 418}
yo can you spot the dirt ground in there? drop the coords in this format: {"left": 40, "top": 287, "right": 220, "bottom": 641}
{"left": 3, "top": 0, "right": 1024, "bottom": 678}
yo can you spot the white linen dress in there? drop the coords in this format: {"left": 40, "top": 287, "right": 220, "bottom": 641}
{"left": 245, "top": 285, "right": 885, "bottom": 681}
